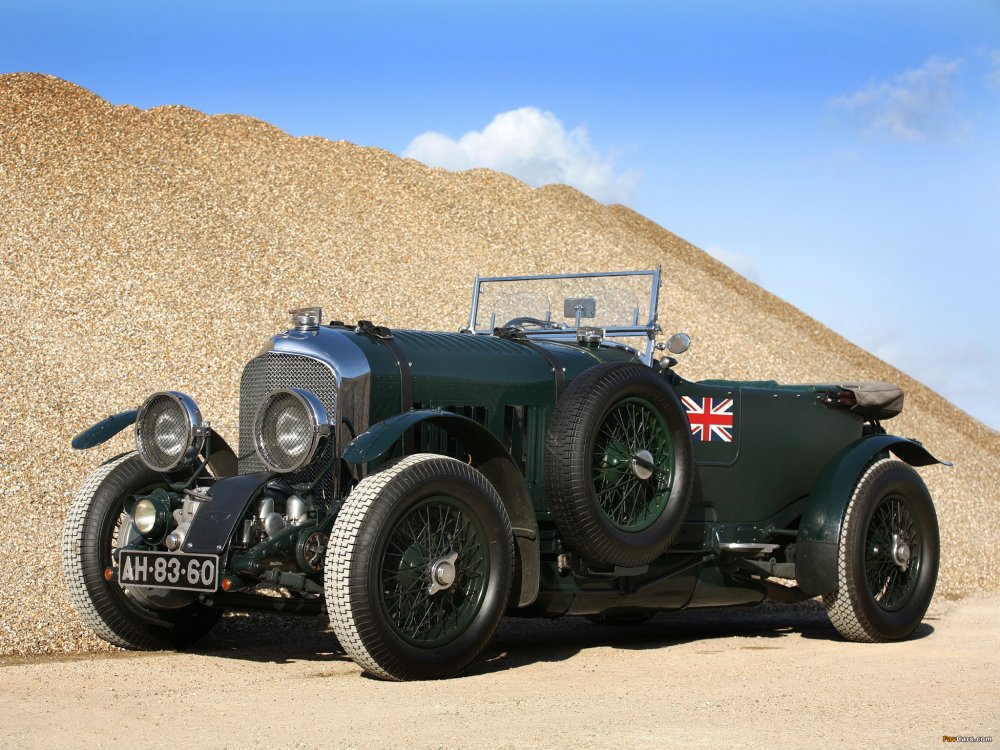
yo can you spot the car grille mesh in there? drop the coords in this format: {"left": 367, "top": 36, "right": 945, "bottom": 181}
{"left": 238, "top": 352, "right": 338, "bottom": 498}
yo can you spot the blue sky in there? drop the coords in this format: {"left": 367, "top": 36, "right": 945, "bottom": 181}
{"left": 3, "top": 0, "right": 998, "bottom": 429}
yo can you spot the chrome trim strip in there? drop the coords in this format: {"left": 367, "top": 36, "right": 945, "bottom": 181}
{"left": 475, "top": 270, "right": 658, "bottom": 283}
{"left": 468, "top": 272, "right": 481, "bottom": 331}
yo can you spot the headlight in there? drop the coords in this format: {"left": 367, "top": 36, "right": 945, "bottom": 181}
{"left": 135, "top": 391, "right": 206, "bottom": 472}
{"left": 253, "top": 389, "right": 331, "bottom": 473}
{"left": 132, "top": 494, "right": 171, "bottom": 541}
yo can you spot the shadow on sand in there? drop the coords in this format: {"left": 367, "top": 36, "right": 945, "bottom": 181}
{"left": 189, "top": 599, "right": 932, "bottom": 676}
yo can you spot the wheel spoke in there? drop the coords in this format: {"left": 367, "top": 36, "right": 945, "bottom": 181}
{"left": 864, "top": 492, "right": 921, "bottom": 611}
{"left": 591, "top": 398, "right": 674, "bottom": 531}
{"left": 379, "top": 496, "right": 490, "bottom": 646}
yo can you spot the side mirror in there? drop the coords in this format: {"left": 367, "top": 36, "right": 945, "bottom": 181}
{"left": 666, "top": 332, "right": 692, "bottom": 355}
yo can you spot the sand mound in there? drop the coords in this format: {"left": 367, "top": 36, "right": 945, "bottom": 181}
{"left": 1, "top": 73, "right": 996, "bottom": 655}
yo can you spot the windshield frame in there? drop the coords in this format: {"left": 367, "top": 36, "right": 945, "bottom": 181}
{"left": 466, "top": 269, "right": 662, "bottom": 365}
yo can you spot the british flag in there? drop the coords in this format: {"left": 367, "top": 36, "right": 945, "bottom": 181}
{"left": 681, "top": 396, "right": 735, "bottom": 443}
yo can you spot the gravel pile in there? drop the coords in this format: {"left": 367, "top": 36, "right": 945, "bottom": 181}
{"left": 1, "top": 73, "right": 996, "bottom": 655}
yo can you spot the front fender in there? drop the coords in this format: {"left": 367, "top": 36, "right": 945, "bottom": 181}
{"left": 343, "top": 409, "right": 540, "bottom": 608}
{"left": 72, "top": 411, "right": 237, "bottom": 477}
{"left": 796, "top": 435, "right": 949, "bottom": 595}
{"left": 342, "top": 409, "right": 474, "bottom": 465}
{"left": 71, "top": 410, "right": 139, "bottom": 449}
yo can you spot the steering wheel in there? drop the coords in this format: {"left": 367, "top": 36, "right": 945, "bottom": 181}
{"left": 503, "top": 317, "right": 562, "bottom": 330}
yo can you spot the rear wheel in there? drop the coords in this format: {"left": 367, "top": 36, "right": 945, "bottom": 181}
{"left": 326, "top": 454, "right": 513, "bottom": 680}
{"left": 61, "top": 453, "right": 221, "bottom": 649}
{"left": 823, "top": 459, "right": 939, "bottom": 642}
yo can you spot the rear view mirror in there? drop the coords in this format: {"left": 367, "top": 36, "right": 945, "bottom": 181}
{"left": 564, "top": 297, "right": 597, "bottom": 324}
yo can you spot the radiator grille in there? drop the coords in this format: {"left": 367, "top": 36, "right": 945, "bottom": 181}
{"left": 238, "top": 353, "right": 338, "bottom": 498}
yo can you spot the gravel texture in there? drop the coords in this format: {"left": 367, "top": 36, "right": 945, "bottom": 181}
{"left": 1, "top": 73, "right": 997, "bottom": 656}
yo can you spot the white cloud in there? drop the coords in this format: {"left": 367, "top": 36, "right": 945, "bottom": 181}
{"left": 404, "top": 107, "right": 641, "bottom": 204}
{"left": 705, "top": 246, "right": 763, "bottom": 284}
{"left": 831, "top": 57, "right": 966, "bottom": 142}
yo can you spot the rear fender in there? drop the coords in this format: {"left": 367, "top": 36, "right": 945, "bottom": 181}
{"left": 343, "top": 409, "right": 540, "bottom": 607}
{"left": 796, "top": 435, "right": 949, "bottom": 595}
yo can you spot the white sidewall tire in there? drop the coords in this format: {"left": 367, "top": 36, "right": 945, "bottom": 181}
{"left": 62, "top": 452, "right": 220, "bottom": 649}
{"left": 326, "top": 454, "right": 513, "bottom": 681}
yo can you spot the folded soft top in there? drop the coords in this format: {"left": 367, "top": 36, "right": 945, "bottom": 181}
{"left": 840, "top": 381, "right": 904, "bottom": 420}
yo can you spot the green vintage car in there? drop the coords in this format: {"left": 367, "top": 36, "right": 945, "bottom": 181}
{"left": 64, "top": 270, "right": 946, "bottom": 680}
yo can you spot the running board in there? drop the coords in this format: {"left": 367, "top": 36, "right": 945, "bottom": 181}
{"left": 718, "top": 542, "right": 780, "bottom": 555}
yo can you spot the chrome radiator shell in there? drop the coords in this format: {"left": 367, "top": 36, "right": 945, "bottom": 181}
{"left": 238, "top": 352, "right": 339, "bottom": 499}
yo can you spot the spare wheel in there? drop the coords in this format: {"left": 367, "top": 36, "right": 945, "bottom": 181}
{"left": 544, "top": 362, "right": 694, "bottom": 567}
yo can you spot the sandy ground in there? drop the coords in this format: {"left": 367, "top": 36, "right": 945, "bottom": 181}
{"left": 2, "top": 598, "right": 996, "bottom": 750}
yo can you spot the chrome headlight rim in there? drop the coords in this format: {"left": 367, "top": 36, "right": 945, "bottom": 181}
{"left": 253, "top": 388, "right": 331, "bottom": 474}
{"left": 135, "top": 391, "right": 206, "bottom": 473}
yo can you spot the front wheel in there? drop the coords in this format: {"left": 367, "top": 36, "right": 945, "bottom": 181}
{"left": 326, "top": 454, "right": 514, "bottom": 680}
{"left": 823, "top": 458, "right": 939, "bottom": 642}
{"left": 61, "top": 453, "right": 221, "bottom": 649}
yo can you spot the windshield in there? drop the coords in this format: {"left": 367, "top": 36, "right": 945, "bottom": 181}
{"left": 468, "top": 270, "right": 662, "bottom": 361}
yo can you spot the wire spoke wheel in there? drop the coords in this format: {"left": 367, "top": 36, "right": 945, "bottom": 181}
{"left": 61, "top": 453, "right": 222, "bottom": 650}
{"left": 546, "top": 363, "right": 693, "bottom": 567}
{"left": 327, "top": 454, "right": 513, "bottom": 681}
{"left": 864, "top": 494, "right": 921, "bottom": 611}
{"left": 380, "top": 496, "right": 489, "bottom": 647}
{"left": 592, "top": 397, "right": 674, "bottom": 532}
{"left": 823, "top": 458, "right": 939, "bottom": 642}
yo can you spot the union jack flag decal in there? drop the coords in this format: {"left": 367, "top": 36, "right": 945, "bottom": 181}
{"left": 681, "top": 396, "right": 735, "bottom": 443}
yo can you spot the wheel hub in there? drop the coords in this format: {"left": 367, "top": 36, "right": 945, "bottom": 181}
{"left": 630, "top": 449, "right": 655, "bottom": 480}
{"left": 891, "top": 533, "right": 911, "bottom": 571}
{"left": 428, "top": 552, "right": 459, "bottom": 595}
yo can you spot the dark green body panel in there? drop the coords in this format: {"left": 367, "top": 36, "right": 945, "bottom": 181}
{"left": 71, "top": 409, "right": 139, "bottom": 449}
{"left": 344, "top": 329, "right": 634, "bottom": 412}
{"left": 798, "top": 434, "right": 942, "bottom": 545}
{"left": 330, "top": 329, "right": 642, "bottom": 609}
{"left": 674, "top": 379, "right": 865, "bottom": 524}
{"left": 528, "top": 378, "right": 866, "bottom": 615}
{"left": 341, "top": 328, "right": 634, "bottom": 511}
{"left": 256, "top": 327, "right": 941, "bottom": 615}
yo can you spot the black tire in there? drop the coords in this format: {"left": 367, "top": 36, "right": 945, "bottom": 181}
{"left": 61, "top": 453, "right": 222, "bottom": 649}
{"left": 823, "top": 458, "right": 939, "bottom": 642}
{"left": 545, "top": 363, "right": 694, "bottom": 567}
{"left": 326, "top": 454, "right": 514, "bottom": 681}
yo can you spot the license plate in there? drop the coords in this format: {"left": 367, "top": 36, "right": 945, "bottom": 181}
{"left": 118, "top": 550, "right": 220, "bottom": 593}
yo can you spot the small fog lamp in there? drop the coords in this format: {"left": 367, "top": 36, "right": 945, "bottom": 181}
{"left": 131, "top": 494, "right": 171, "bottom": 541}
